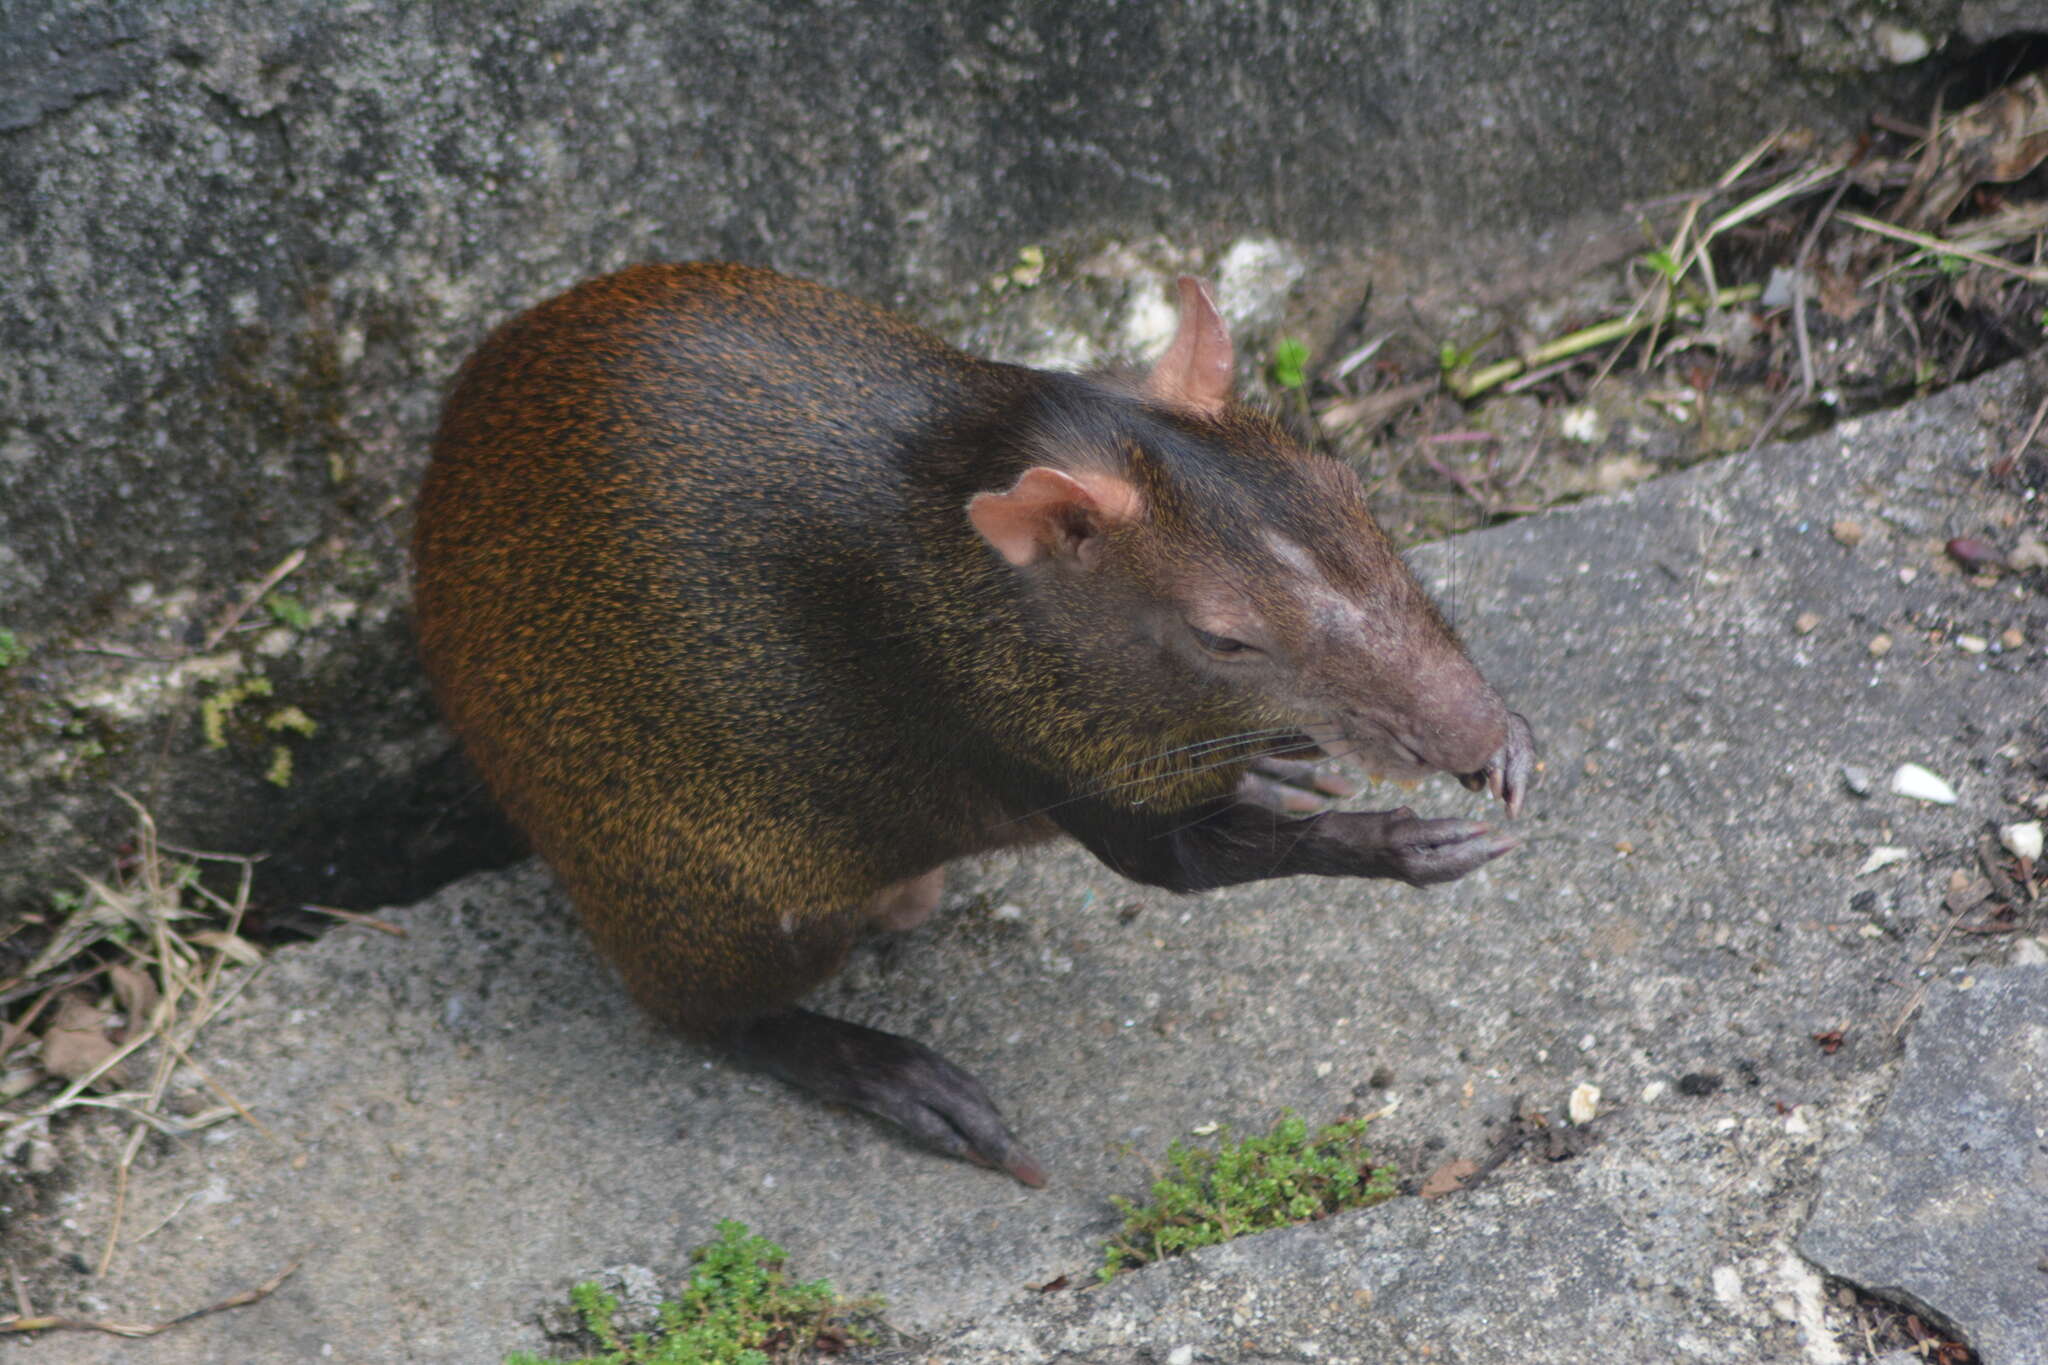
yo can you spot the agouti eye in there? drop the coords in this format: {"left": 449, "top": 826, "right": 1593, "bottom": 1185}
{"left": 1190, "top": 626, "right": 1257, "bottom": 656}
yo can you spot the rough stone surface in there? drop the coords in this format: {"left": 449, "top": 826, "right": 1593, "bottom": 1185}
{"left": 1800, "top": 967, "right": 2048, "bottom": 1365}
{"left": 6, "top": 346, "right": 2043, "bottom": 1362}
{"left": 0, "top": 0, "right": 1961, "bottom": 917}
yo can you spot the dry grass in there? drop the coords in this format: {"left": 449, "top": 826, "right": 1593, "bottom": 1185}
{"left": 0, "top": 794, "right": 269, "bottom": 1277}
{"left": 1310, "top": 76, "right": 2048, "bottom": 544}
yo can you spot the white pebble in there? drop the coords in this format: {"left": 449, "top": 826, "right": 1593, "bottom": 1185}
{"left": 1955, "top": 635, "right": 1988, "bottom": 654}
{"left": 2012, "top": 937, "right": 2048, "bottom": 966}
{"left": 1890, "top": 763, "right": 1957, "bottom": 804}
{"left": 1874, "top": 22, "right": 1930, "bottom": 63}
{"left": 1567, "top": 1082, "right": 1601, "bottom": 1125}
{"left": 1857, "top": 846, "right": 1911, "bottom": 875}
{"left": 1998, "top": 821, "right": 2043, "bottom": 861}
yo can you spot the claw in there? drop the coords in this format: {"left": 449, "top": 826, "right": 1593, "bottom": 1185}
{"left": 1473, "top": 712, "right": 1538, "bottom": 818}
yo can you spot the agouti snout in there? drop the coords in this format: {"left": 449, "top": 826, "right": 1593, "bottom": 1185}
{"left": 413, "top": 263, "right": 1535, "bottom": 1185}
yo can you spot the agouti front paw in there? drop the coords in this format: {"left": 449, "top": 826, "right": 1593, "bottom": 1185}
{"left": 1326, "top": 806, "right": 1520, "bottom": 885}
{"left": 720, "top": 1008, "right": 1047, "bottom": 1187}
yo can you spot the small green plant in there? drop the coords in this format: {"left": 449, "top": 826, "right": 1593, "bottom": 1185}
{"left": 1269, "top": 337, "right": 1310, "bottom": 391}
{"left": 1438, "top": 339, "right": 1479, "bottom": 373}
{"left": 0, "top": 629, "right": 25, "bottom": 668}
{"left": 507, "top": 1221, "right": 878, "bottom": 1365}
{"left": 1100, "top": 1113, "right": 1399, "bottom": 1280}
{"left": 262, "top": 593, "right": 313, "bottom": 630}
{"left": 1639, "top": 247, "right": 1683, "bottom": 282}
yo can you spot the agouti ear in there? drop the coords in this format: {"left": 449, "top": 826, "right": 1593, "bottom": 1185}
{"left": 1143, "top": 276, "right": 1234, "bottom": 417}
{"left": 968, "top": 467, "right": 1143, "bottom": 568}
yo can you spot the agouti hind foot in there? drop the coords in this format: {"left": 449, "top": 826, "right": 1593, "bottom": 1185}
{"left": 719, "top": 1008, "right": 1048, "bottom": 1187}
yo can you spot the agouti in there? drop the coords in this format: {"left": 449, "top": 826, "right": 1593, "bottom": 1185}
{"left": 413, "top": 263, "right": 1534, "bottom": 1185}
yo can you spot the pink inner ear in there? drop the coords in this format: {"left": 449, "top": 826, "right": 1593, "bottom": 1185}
{"left": 1144, "top": 276, "right": 1235, "bottom": 416}
{"left": 968, "top": 467, "right": 1143, "bottom": 567}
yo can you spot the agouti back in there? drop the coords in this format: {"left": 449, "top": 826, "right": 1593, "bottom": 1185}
{"left": 413, "top": 263, "right": 1534, "bottom": 1184}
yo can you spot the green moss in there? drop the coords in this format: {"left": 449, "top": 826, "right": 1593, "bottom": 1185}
{"left": 1099, "top": 1112, "right": 1399, "bottom": 1280}
{"left": 263, "top": 593, "right": 313, "bottom": 630}
{"left": 265, "top": 705, "right": 318, "bottom": 738}
{"left": 507, "top": 1221, "right": 879, "bottom": 1365}
{"left": 0, "top": 629, "right": 26, "bottom": 668}
{"left": 200, "top": 675, "right": 273, "bottom": 750}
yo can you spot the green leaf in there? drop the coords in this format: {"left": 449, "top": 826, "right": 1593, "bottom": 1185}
{"left": 1640, "top": 247, "right": 1681, "bottom": 281}
{"left": 1270, "top": 337, "right": 1310, "bottom": 390}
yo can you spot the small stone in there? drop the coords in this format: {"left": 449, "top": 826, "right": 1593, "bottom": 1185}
{"left": 1794, "top": 612, "right": 1821, "bottom": 635}
{"left": 1641, "top": 1080, "right": 1668, "bottom": 1102}
{"left": 2007, "top": 532, "right": 2048, "bottom": 572}
{"left": 1559, "top": 405, "right": 1601, "bottom": 443}
{"left": 2002, "top": 627, "right": 2027, "bottom": 649}
{"left": 1168, "top": 1347, "right": 1195, "bottom": 1365}
{"left": 1956, "top": 635, "right": 1989, "bottom": 654}
{"left": 1868, "top": 634, "right": 1893, "bottom": 657}
{"left": 1840, "top": 765, "right": 1875, "bottom": 797}
{"left": 1567, "top": 1082, "right": 1601, "bottom": 1125}
{"left": 1831, "top": 519, "right": 1866, "bottom": 547}
{"left": 1946, "top": 537, "right": 2004, "bottom": 574}
{"left": 1999, "top": 821, "right": 2044, "bottom": 862}
{"left": 1873, "top": 22, "right": 1930, "bottom": 63}
{"left": 1858, "top": 845, "right": 1911, "bottom": 874}
{"left": 1890, "top": 763, "right": 1957, "bottom": 805}
{"left": 2013, "top": 937, "right": 2048, "bottom": 966}
{"left": 1897, "top": 567, "right": 1918, "bottom": 584}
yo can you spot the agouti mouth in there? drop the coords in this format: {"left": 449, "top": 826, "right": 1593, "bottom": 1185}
{"left": 1301, "top": 720, "right": 1437, "bottom": 786}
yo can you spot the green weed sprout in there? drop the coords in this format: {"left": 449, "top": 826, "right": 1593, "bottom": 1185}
{"left": 1100, "top": 1113, "right": 1398, "bottom": 1280}
{"left": 1269, "top": 338, "right": 1310, "bottom": 391}
{"left": 508, "top": 1221, "right": 877, "bottom": 1365}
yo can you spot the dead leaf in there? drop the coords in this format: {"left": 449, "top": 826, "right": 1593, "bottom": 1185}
{"left": 1318, "top": 380, "right": 1436, "bottom": 436}
{"left": 1897, "top": 73, "right": 2048, "bottom": 228}
{"left": 1420, "top": 1158, "right": 1479, "bottom": 1199}
{"left": 1813, "top": 265, "right": 1866, "bottom": 321}
{"left": 40, "top": 993, "right": 123, "bottom": 1085}
{"left": 1943, "top": 877, "right": 1994, "bottom": 916}
{"left": 106, "top": 963, "right": 159, "bottom": 1041}
{"left": 187, "top": 930, "right": 263, "bottom": 966}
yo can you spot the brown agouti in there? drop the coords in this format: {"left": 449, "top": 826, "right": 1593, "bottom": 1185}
{"left": 413, "top": 263, "right": 1535, "bottom": 1185}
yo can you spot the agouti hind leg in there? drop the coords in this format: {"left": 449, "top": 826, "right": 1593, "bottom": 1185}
{"left": 718, "top": 1009, "right": 1048, "bottom": 1187}
{"left": 586, "top": 874, "right": 1045, "bottom": 1186}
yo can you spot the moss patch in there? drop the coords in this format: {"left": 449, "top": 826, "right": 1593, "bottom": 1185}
{"left": 1100, "top": 1112, "right": 1399, "bottom": 1280}
{"left": 509, "top": 1221, "right": 880, "bottom": 1365}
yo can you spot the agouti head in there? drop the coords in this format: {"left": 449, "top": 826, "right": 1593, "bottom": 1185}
{"left": 967, "top": 278, "right": 1520, "bottom": 810}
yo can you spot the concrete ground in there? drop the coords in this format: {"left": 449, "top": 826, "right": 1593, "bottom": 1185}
{"left": 9, "top": 355, "right": 2046, "bottom": 1364}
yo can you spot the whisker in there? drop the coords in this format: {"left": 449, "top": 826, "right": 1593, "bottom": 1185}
{"left": 1079, "top": 726, "right": 1308, "bottom": 782}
